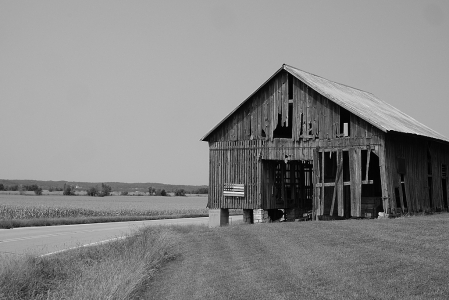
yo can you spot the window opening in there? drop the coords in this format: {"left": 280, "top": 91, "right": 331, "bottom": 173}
{"left": 273, "top": 106, "right": 293, "bottom": 139}
{"left": 261, "top": 129, "right": 266, "bottom": 138}
{"left": 339, "top": 107, "right": 350, "bottom": 137}
{"left": 288, "top": 73, "right": 293, "bottom": 100}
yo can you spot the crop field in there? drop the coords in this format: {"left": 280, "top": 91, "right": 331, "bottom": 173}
{"left": 0, "top": 195, "right": 208, "bottom": 219}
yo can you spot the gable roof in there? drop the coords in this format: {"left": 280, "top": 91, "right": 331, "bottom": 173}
{"left": 202, "top": 64, "right": 449, "bottom": 143}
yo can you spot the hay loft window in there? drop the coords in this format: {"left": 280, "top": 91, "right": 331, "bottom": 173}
{"left": 339, "top": 107, "right": 350, "bottom": 137}
{"left": 288, "top": 73, "right": 293, "bottom": 100}
{"left": 273, "top": 103, "right": 293, "bottom": 139}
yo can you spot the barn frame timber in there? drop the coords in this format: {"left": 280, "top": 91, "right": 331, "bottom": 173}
{"left": 202, "top": 64, "right": 449, "bottom": 227}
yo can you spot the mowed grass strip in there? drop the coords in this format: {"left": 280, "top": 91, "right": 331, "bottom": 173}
{"left": 146, "top": 213, "right": 449, "bottom": 300}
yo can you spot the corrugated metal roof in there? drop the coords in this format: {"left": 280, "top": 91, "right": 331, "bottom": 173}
{"left": 202, "top": 64, "right": 449, "bottom": 143}
{"left": 284, "top": 64, "right": 449, "bottom": 143}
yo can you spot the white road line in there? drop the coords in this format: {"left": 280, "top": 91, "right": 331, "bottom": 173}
{"left": 40, "top": 236, "right": 128, "bottom": 257}
{"left": 0, "top": 227, "right": 132, "bottom": 243}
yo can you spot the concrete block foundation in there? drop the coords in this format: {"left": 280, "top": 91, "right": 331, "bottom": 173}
{"left": 253, "top": 209, "right": 270, "bottom": 223}
{"left": 209, "top": 209, "right": 229, "bottom": 228}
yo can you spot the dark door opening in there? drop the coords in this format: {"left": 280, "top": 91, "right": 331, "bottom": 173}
{"left": 263, "top": 160, "right": 313, "bottom": 212}
{"left": 401, "top": 174, "right": 408, "bottom": 211}
{"left": 428, "top": 177, "right": 433, "bottom": 209}
{"left": 442, "top": 178, "right": 448, "bottom": 211}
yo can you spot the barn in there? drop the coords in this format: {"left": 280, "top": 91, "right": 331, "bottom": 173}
{"left": 202, "top": 64, "right": 449, "bottom": 227}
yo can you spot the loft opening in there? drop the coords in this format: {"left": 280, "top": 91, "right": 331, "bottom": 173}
{"left": 273, "top": 104, "right": 293, "bottom": 139}
{"left": 339, "top": 107, "right": 350, "bottom": 137}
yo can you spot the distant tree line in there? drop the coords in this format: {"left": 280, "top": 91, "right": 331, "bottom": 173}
{"left": 0, "top": 182, "right": 208, "bottom": 197}
{"left": 86, "top": 183, "right": 112, "bottom": 197}
{"left": 148, "top": 187, "right": 167, "bottom": 196}
{"left": 190, "top": 187, "right": 208, "bottom": 194}
{"left": 0, "top": 183, "right": 42, "bottom": 195}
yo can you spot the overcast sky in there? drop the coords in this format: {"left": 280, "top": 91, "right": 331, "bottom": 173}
{"left": 1, "top": 0, "right": 448, "bottom": 185}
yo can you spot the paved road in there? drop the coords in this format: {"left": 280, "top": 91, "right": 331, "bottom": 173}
{"left": 0, "top": 216, "right": 243, "bottom": 258}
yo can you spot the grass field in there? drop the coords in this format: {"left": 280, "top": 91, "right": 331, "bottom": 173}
{"left": 2, "top": 213, "right": 449, "bottom": 299}
{"left": 0, "top": 194, "right": 210, "bottom": 228}
{"left": 146, "top": 213, "right": 449, "bottom": 299}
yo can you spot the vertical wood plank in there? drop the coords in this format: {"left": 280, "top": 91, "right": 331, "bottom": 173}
{"left": 349, "top": 148, "right": 362, "bottom": 217}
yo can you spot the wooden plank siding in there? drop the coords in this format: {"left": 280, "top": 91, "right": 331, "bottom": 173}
{"left": 206, "top": 69, "right": 449, "bottom": 217}
{"left": 384, "top": 133, "right": 449, "bottom": 213}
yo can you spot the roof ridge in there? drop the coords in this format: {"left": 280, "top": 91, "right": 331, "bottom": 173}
{"left": 283, "top": 64, "right": 374, "bottom": 95}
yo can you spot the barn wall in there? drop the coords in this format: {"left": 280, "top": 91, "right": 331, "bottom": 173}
{"left": 385, "top": 134, "right": 449, "bottom": 213}
{"left": 207, "top": 70, "right": 385, "bottom": 212}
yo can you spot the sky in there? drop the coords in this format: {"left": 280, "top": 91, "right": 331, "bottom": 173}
{"left": 0, "top": 0, "right": 448, "bottom": 185}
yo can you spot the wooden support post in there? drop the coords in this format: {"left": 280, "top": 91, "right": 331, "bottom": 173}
{"left": 378, "top": 145, "right": 390, "bottom": 214}
{"left": 312, "top": 148, "right": 319, "bottom": 220}
{"left": 349, "top": 148, "right": 362, "bottom": 217}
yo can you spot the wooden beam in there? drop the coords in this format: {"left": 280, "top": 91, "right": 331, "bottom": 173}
{"left": 365, "top": 149, "right": 371, "bottom": 181}
{"left": 330, "top": 151, "right": 343, "bottom": 216}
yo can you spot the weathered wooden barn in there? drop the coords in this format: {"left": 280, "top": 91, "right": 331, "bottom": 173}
{"left": 202, "top": 64, "right": 449, "bottom": 226}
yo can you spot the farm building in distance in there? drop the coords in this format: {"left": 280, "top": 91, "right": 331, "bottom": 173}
{"left": 202, "top": 64, "right": 449, "bottom": 227}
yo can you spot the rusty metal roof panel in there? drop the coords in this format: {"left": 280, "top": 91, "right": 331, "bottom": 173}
{"left": 284, "top": 64, "right": 449, "bottom": 143}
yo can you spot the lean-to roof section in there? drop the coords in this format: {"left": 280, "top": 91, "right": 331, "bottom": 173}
{"left": 202, "top": 64, "right": 449, "bottom": 143}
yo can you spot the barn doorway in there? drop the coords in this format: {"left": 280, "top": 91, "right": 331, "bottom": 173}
{"left": 263, "top": 160, "right": 313, "bottom": 214}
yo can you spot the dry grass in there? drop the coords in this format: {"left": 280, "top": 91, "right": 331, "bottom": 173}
{"left": 0, "top": 225, "right": 181, "bottom": 300}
